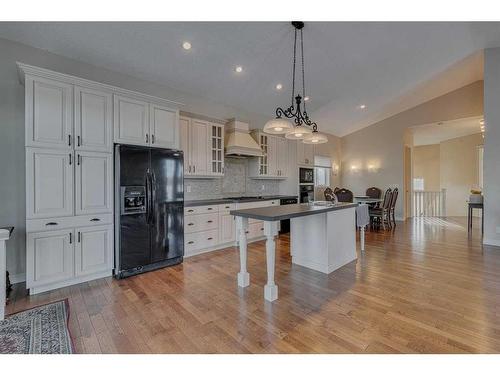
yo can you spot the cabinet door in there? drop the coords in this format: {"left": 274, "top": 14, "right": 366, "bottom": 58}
{"left": 113, "top": 95, "right": 149, "bottom": 146}
{"left": 297, "top": 142, "right": 314, "bottom": 165}
{"left": 277, "top": 137, "right": 288, "bottom": 177}
{"left": 150, "top": 104, "right": 179, "bottom": 149}
{"left": 26, "top": 148, "right": 74, "bottom": 219}
{"left": 26, "top": 229, "right": 74, "bottom": 288}
{"left": 75, "top": 225, "right": 113, "bottom": 277}
{"left": 25, "top": 76, "right": 73, "bottom": 149}
{"left": 219, "top": 213, "right": 236, "bottom": 243}
{"left": 179, "top": 116, "right": 192, "bottom": 175}
{"left": 267, "top": 136, "right": 278, "bottom": 176}
{"left": 209, "top": 123, "right": 224, "bottom": 176}
{"left": 74, "top": 86, "right": 112, "bottom": 152}
{"left": 75, "top": 151, "right": 113, "bottom": 215}
{"left": 190, "top": 119, "right": 209, "bottom": 175}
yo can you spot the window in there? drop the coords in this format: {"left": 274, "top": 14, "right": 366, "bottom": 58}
{"left": 478, "top": 145, "right": 484, "bottom": 189}
{"left": 413, "top": 177, "right": 424, "bottom": 191}
{"left": 314, "top": 167, "right": 331, "bottom": 187}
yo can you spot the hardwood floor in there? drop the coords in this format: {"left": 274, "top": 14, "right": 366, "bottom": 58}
{"left": 7, "top": 217, "right": 500, "bottom": 353}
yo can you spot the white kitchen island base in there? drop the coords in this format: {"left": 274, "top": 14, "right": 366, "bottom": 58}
{"left": 291, "top": 207, "right": 357, "bottom": 274}
{"left": 231, "top": 202, "right": 358, "bottom": 302}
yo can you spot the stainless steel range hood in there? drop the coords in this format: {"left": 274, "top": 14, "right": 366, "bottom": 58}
{"left": 225, "top": 119, "right": 263, "bottom": 158}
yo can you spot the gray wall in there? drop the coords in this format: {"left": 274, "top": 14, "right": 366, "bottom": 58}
{"left": 483, "top": 48, "right": 500, "bottom": 246}
{"left": 0, "top": 37, "right": 271, "bottom": 279}
{"left": 340, "top": 81, "right": 484, "bottom": 219}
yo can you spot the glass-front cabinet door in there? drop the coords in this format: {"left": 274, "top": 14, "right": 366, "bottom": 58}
{"left": 209, "top": 123, "right": 224, "bottom": 176}
{"left": 259, "top": 134, "right": 268, "bottom": 176}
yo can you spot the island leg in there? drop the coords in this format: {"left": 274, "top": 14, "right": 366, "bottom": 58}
{"left": 264, "top": 220, "right": 279, "bottom": 302}
{"left": 360, "top": 226, "right": 365, "bottom": 251}
{"left": 236, "top": 216, "right": 250, "bottom": 287}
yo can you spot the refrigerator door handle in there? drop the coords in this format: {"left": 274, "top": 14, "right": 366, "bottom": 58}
{"left": 145, "top": 169, "right": 151, "bottom": 224}
{"left": 151, "top": 171, "right": 157, "bottom": 224}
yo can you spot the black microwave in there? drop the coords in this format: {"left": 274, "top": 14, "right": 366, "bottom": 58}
{"left": 299, "top": 167, "right": 314, "bottom": 184}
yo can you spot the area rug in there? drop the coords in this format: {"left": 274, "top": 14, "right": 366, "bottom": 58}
{"left": 0, "top": 299, "right": 73, "bottom": 354}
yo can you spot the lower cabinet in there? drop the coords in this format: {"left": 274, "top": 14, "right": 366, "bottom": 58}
{"left": 26, "top": 223, "right": 113, "bottom": 294}
{"left": 219, "top": 212, "right": 236, "bottom": 243}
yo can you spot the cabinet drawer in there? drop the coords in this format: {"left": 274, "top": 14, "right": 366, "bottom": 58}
{"left": 184, "top": 204, "right": 219, "bottom": 215}
{"left": 185, "top": 230, "right": 219, "bottom": 252}
{"left": 248, "top": 221, "right": 264, "bottom": 239}
{"left": 26, "top": 214, "right": 113, "bottom": 232}
{"left": 184, "top": 213, "right": 219, "bottom": 233}
{"left": 219, "top": 203, "right": 236, "bottom": 213}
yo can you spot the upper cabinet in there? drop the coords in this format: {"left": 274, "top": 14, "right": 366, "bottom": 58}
{"left": 114, "top": 94, "right": 179, "bottom": 149}
{"left": 74, "top": 86, "right": 113, "bottom": 152}
{"left": 180, "top": 116, "right": 224, "bottom": 178}
{"left": 249, "top": 131, "right": 288, "bottom": 179}
{"left": 25, "top": 76, "right": 73, "bottom": 149}
{"left": 297, "top": 142, "right": 314, "bottom": 166}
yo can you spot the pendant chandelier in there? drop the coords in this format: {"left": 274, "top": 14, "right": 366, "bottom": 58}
{"left": 263, "top": 21, "right": 327, "bottom": 144}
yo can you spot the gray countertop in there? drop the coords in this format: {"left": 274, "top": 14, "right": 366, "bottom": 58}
{"left": 230, "top": 202, "right": 357, "bottom": 221}
{"left": 184, "top": 195, "right": 298, "bottom": 207}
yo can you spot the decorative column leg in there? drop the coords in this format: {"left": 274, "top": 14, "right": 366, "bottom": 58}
{"left": 263, "top": 221, "right": 278, "bottom": 302}
{"left": 0, "top": 238, "right": 6, "bottom": 320}
{"left": 236, "top": 216, "right": 250, "bottom": 287}
{"left": 360, "top": 226, "right": 365, "bottom": 252}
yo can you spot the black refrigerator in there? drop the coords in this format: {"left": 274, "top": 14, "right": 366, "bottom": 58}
{"left": 114, "top": 144, "right": 184, "bottom": 278}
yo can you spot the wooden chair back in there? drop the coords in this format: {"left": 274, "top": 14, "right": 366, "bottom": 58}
{"left": 335, "top": 188, "right": 354, "bottom": 203}
{"left": 366, "top": 187, "right": 382, "bottom": 199}
{"left": 382, "top": 188, "right": 393, "bottom": 209}
{"left": 390, "top": 187, "right": 399, "bottom": 209}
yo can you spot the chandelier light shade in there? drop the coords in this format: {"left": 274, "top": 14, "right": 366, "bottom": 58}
{"left": 303, "top": 131, "right": 328, "bottom": 144}
{"left": 285, "top": 125, "right": 312, "bottom": 140}
{"left": 263, "top": 118, "right": 293, "bottom": 134}
{"left": 263, "top": 21, "right": 327, "bottom": 144}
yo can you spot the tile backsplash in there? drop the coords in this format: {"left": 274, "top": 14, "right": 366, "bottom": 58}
{"left": 184, "top": 158, "right": 280, "bottom": 200}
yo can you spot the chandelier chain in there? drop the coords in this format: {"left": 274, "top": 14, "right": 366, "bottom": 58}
{"left": 291, "top": 27, "right": 297, "bottom": 109}
{"left": 301, "top": 29, "right": 306, "bottom": 112}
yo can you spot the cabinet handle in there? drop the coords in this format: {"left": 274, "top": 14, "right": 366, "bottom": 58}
{"left": 45, "top": 222, "right": 58, "bottom": 226}
{"left": 188, "top": 241, "right": 194, "bottom": 244}
{"left": 152, "top": 134, "right": 155, "bottom": 144}
{"left": 207, "top": 237, "right": 213, "bottom": 240}
{"left": 69, "top": 232, "right": 72, "bottom": 244}
{"left": 78, "top": 231, "right": 81, "bottom": 243}
{"left": 207, "top": 220, "right": 213, "bottom": 223}
{"left": 193, "top": 165, "right": 196, "bottom": 173}
{"left": 69, "top": 154, "right": 72, "bottom": 165}
{"left": 77, "top": 135, "right": 81, "bottom": 147}
{"left": 188, "top": 223, "right": 194, "bottom": 226}
{"left": 207, "top": 208, "right": 213, "bottom": 211}
{"left": 188, "top": 165, "right": 191, "bottom": 173}
{"left": 187, "top": 209, "right": 194, "bottom": 213}
{"left": 245, "top": 230, "right": 249, "bottom": 234}
{"left": 90, "top": 218, "right": 100, "bottom": 222}
{"left": 68, "top": 134, "right": 72, "bottom": 146}
{"left": 261, "top": 228, "right": 264, "bottom": 231}
{"left": 146, "top": 134, "right": 149, "bottom": 143}
{"left": 77, "top": 154, "right": 81, "bottom": 166}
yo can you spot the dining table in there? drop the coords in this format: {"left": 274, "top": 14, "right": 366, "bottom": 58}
{"left": 354, "top": 196, "right": 383, "bottom": 205}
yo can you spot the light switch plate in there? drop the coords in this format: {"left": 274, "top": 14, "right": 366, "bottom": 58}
{"left": 186, "top": 185, "right": 192, "bottom": 193}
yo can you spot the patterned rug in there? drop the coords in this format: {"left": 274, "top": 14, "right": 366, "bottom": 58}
{"left": 0, "top": 299, "right": 73, "bottom": 354}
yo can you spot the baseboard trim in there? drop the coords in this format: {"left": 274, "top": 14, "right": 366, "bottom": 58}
{"left": 10, "top": 273, "right": 26, "bottom": 284}
{"left": 483, "top": 238, "right": 500, "bottom": 247}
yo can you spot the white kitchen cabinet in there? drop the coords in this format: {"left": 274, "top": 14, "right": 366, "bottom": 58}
{"left": 209, "top": 123, "right": 224, "bottom": 176}
{"left": 219, "top": 212, "right": 236, "bottom": 243}
{"left": 26, "top": 148, "right": 74, "bottom": 219}
{"left": 150, "top": 103, "right": 179, "bottom": 149}
{"left": 113, "top": 95, "right": 150, "bottom": 146}
{"left": 179, "top": 116, "right": 192, "bottom": 175}
{"left": 297, "top": 142, "right": 314, "bottom": 166}
{"left": 249, "top": 131, "right": 287, "bottom": 179}
{"left": 75, "top": 224, "right": 113, "bottom": 277}
{"left": 74, "top": 86, "right": 113, "bottom": 152}
{"left": 190, "top": 119, "right": 209, "bottom": 175}
{"left": 26, "top": 229, "right": 74, "bottom": 289}
{"left": 75, "top": 151, "right": 113, "bottom": 215}
{"left": 25, "top": 76, "right": 73, "bottom": 149}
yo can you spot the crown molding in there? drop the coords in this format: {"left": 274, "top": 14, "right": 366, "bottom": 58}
{"left": 16, "top": 62, "right": 184, "bottom": 108}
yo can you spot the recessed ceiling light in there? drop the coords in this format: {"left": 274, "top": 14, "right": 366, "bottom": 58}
{"left": 235, "top": 66, "right": 243, "bottom": 73}
{"left": 182, "top": 41, "right": 192, "bottom": 50}
{"left": 304, "top": 96, "right": 310, "bottom": 101}
{"left": 276, "top": 83, "right": 283, "bottom": 90}
{"left": 359, "top": 104, "right": 366, "bottom": 109}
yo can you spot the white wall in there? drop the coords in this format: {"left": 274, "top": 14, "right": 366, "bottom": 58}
{"left": 340, "top": 81, "right": 484, "bottom": 219}
{"left": 0, "top": 37, "right": 272, "bottom": 279}
{"left": 483, "top": 48, "right": 500, "bottom": 246}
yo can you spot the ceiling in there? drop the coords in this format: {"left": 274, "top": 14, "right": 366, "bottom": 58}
{"left": 411, "top": 116, "right": 483, "bottom": 146}
{"left": 1, "top": 22, "right": 499, "bottom": 136}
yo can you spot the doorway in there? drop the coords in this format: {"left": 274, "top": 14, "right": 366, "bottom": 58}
{"left": 403, "top": 145, "right": 412, "bottom": 220}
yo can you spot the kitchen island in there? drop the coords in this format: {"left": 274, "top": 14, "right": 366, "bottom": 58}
{"left": 230, "top": 202, "right": 358, "bottom": 302}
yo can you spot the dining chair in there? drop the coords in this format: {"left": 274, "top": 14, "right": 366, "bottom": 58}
{"left": 335, "top": 188, "right": 354, "bottom": 203}
{"left": 389, "top": 187, "right": 399, "bottom": 226}
{"left": 365, "top": 186, "right": 382, "bottom": 208}
{"left": 369, "top": 188, "right": 392, "bottom": 230}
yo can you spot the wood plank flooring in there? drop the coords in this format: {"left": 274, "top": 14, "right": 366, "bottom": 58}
{"left": 6, "top": 217, "right": 500, "bottom": 353}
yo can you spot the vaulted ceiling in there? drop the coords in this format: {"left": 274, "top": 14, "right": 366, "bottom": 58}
{"left": 1, "top": 22, "right": 499, "bottom": 136}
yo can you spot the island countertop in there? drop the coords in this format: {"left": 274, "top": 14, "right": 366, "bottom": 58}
{"left": 230, "top": 202, "right": 357, "bottom": 221}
